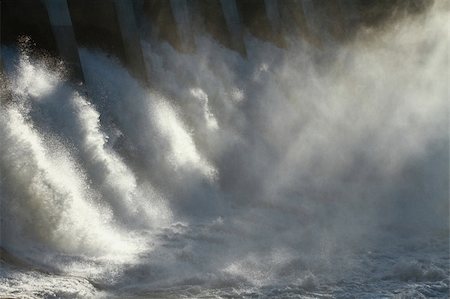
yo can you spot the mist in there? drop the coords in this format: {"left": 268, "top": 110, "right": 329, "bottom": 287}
{"left": 0, "top": 1, "right": 448, "bottom": 298}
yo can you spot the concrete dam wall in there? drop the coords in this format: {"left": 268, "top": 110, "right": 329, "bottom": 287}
{"left": 0, "top": 0, "right": 432, "bottom": 85}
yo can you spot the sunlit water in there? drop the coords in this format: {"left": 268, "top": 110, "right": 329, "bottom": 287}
{"left": 0, "top": 3, "right": 448, "bottom": 298}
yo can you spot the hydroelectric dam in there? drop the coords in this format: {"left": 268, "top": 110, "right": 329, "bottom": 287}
{"left": 0, "top": 1, "right": 449, "bottom": 298}
{"left": 1, "top": 0, "right": 431, "bottom": 85}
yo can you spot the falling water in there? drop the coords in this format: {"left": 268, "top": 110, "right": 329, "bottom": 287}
{"left": 0, "top": 2, "right": 448, "bottom": 298}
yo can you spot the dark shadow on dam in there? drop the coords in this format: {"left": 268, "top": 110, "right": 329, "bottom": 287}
{"left": 1, "top": 0, "right": 434, "bottom": 86}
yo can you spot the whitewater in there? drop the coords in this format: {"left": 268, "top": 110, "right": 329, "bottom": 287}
{"left": 0, "top": 2, "right": 449, "bottom": 298}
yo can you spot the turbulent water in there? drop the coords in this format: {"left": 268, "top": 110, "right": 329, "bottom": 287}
{"left": 0, "top": 3, "right": 449, "bottom": 299}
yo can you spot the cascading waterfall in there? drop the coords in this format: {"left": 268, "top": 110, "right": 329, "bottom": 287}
{"left": 0, "top": 2, "right": 448, "bottom": 298}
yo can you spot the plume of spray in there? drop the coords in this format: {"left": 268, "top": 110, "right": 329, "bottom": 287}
{"left": 125, "top": 1, "right": 447, "bottom": 287}
{"left": 0, "top": 48, "right": 170, "bottom": 271}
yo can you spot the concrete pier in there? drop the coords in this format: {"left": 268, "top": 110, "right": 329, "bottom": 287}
{"left": 302, "top": 0, "right": 346, "bottom": 45}
{"left": 338, "top": 0, "right": 361, "bottom": 36}
{"left": 170, "top": 0, "right": 195, "bottom": 52}
{"left": 43, "top": 0, "right": 84, "bottom": 83}
{"left": 0, "top": 0, "right": 2, "bottom": 71}
{"left": 190, "top": 0, "right": 245, "bottom": 55}
{"left": 220, "top": 0, "right": 246, "bottom": 55}
{"left": 113, "top": 0, "right": 149, "bottom": 84}
{"left": 315, "top": 0, "right": 346, "bottom": 41}
{"left": 264, "top": 0, "right": 281, "bottom": 37}
{"left": 278, "top": 0, "right": 318, "bottom": 46}
{"left": 0, "top": 1, "right": 5, "bottom": 105}
{"left": 67, "top": 0, "right": 148, "bottom": 85}
{"left": 299, "top": 0, "right": 325, "bottom": 45}
{"left": 142, "top": 0, "right": 183, "bottom": 51}
{"left": 236, "top": 0, "right": 285, "bottom": 47}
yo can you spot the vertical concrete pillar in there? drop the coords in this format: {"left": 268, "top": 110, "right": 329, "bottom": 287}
{"left": 300, "top": 0, "right": 346, "bottom": 47}
{"left": 169, "top": 0, "right": 195, "bottom": 51}
{"left": 278, "top": 0, "right": 319, "bottom": 46}
{"left": 264, "top": 0, "right": 281, "bottom": 35}
{"left": 113, "top": 0, "right": 149, "bottom": 84}
{"left": 0, "top": 0, "right": 3, "bottom": 71}
{"left": 0, "top": 0, "right": 5, "bottom": 105}
{"left": 236, "top": 0, "right": 285, "bottom": 47}
{"left": 142, "top": 0, "right": 183, "bottom": 51}
{"left": 43, "top": 0, "right": 84, "bottom": 83}
{"left": 321, "top": 1, "right": 346, "bottom": 41}
{"left": 192, "top": 0, "right": 245, "bottom": 55}
{"left": 220, "top": 0, "right": 246, "bottom": 55}
{"left": 338, "top": 0, "right": 360, "bottom": 36}
{"left": 132, "top": 0, "right": 145, "bottom": 28}
{"left": 300, "top": 0, "right": 326, "bottom": 43}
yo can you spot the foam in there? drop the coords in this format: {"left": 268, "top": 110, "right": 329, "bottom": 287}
{"left": 0, "top": 2, "right": 448, "bottom": 297}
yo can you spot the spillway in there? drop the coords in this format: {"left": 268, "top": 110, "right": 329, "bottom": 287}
{"left": 0, "top": 1, "right": 448, "bottom": 298}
